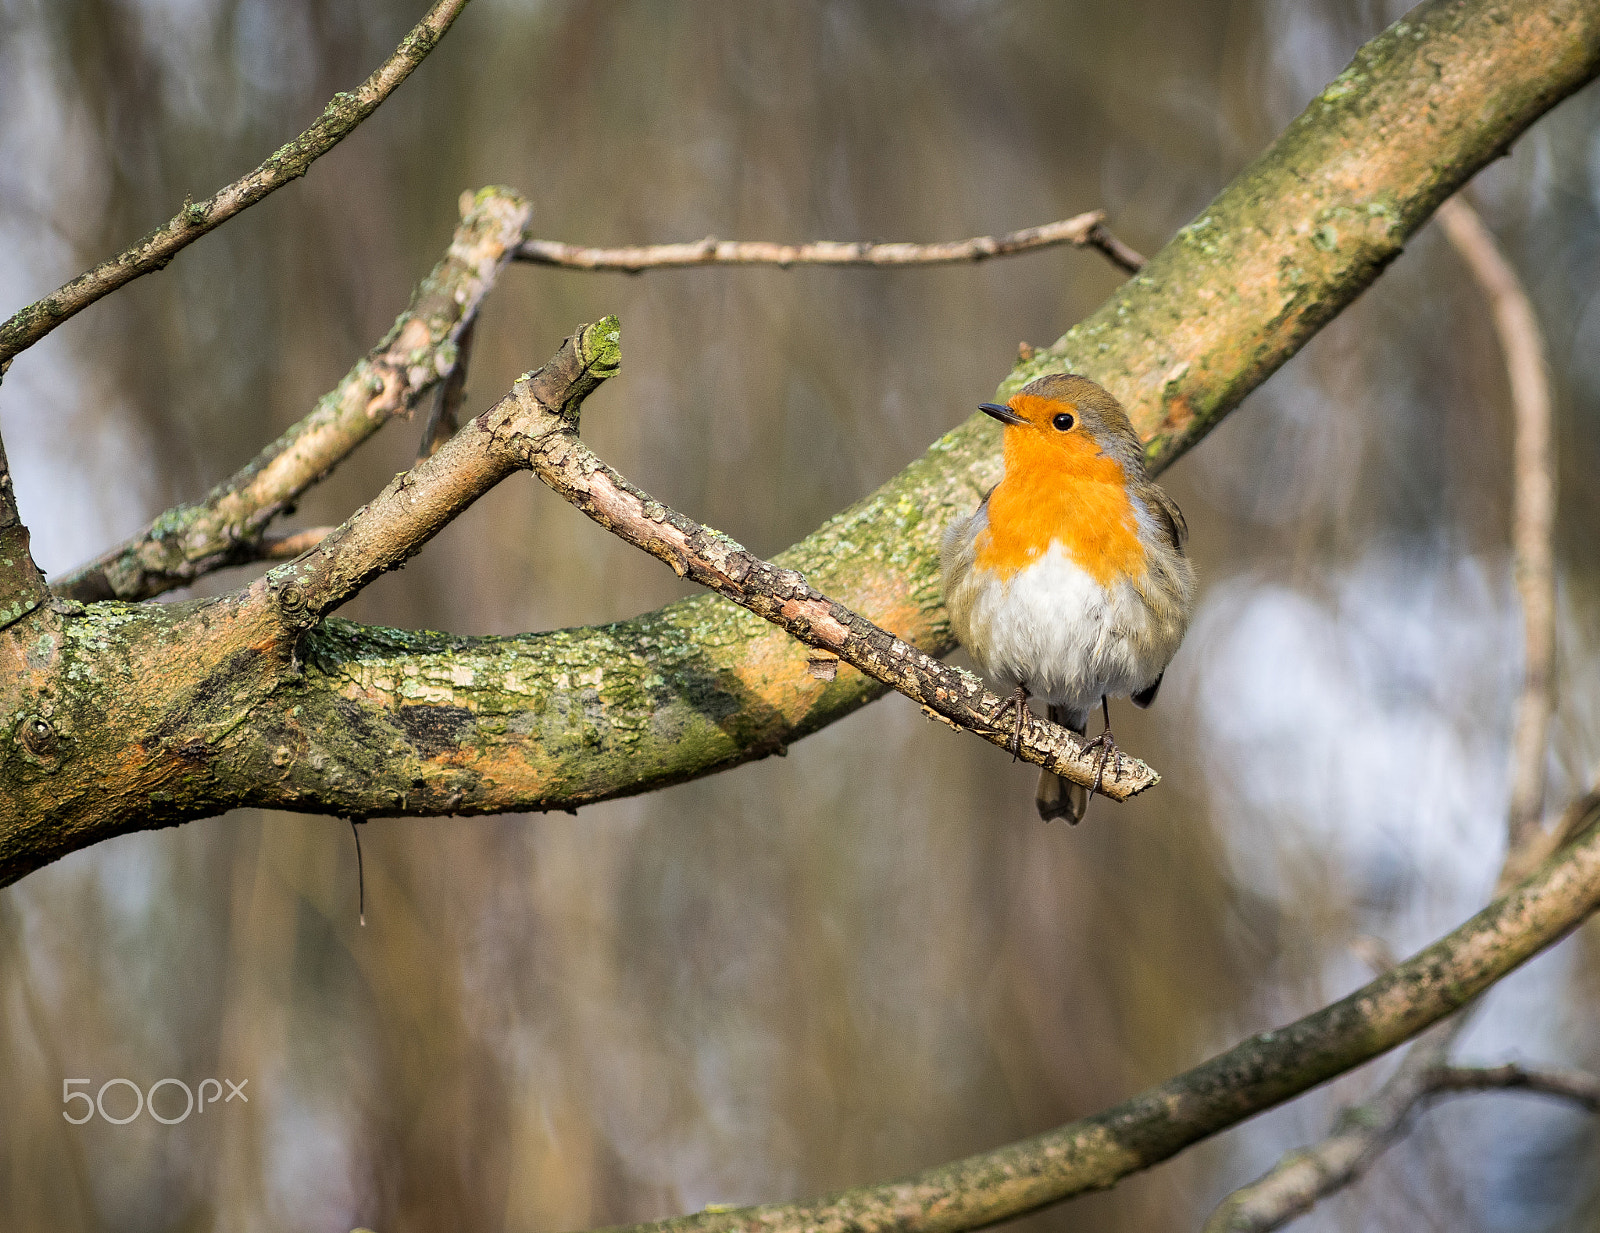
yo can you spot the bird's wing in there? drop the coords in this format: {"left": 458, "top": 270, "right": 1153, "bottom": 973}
{"left": 1148, "top": 486, "right": 1189, "bottom": 553}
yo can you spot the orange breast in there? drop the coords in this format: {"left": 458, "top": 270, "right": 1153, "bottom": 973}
{"left": 974, "top": 429, "right": 1145, "bottom": 585}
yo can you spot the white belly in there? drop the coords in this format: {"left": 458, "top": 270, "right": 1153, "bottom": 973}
{"left": 951, "top": 543, "right": 1177, "bottom": 716}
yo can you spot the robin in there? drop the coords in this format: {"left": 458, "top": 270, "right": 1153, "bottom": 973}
{"left": 940, "top": 373, "right": 1195, "bottom": 822}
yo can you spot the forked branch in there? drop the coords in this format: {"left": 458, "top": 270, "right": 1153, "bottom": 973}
{"left": 54, "top": 188, "right": 532, "bottom": 602}
{"left": 265, "top": 322, "right": 622, "bottom": 623}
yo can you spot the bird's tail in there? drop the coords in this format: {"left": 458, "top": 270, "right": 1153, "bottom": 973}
{"left": 1036, "top": 704, "right": 1089, "bottom": 824}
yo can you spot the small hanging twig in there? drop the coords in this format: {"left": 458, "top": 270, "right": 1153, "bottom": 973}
{"left": 349, "top": 816, "right": 367, "bottom": 927}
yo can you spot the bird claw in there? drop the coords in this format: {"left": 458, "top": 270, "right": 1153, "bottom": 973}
{"left": 1079, "top": 728, "right": 1123, "bottom": 796}
{"left": 986, "top": 686, "right": 1031, "bottom": 760}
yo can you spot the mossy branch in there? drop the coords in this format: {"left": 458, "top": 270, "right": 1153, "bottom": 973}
{"left": 3, "top": 0, "right": 1599, "bottom": 880}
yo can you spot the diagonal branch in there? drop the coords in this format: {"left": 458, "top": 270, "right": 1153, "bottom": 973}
{"left": 0, "top": 0, "right": 473, "bottom": 370}
{"left": 53, "top": 187, "right": 532, "bottom": 602}
{"left": 1200, "top": 192, "right": 1563, "bottom": 1233}
{"left": 1202, "top": 1055, "right": 1600, "bottom": 1233}
{"left": 1201, "top": 792, "right": 1600, "bottom": 1233}
{"left": 592, "top": 815, "right": 1600, "bottom": 1233}
{"left": 514, "top": 211, "right": 1146, "bottom": 276}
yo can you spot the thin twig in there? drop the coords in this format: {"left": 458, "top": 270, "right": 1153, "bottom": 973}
{"left": 514, "top": 211, "right": 1147, "bottom": 276}
{"left": 54, "top": 188, "right": 532, "bottom": 602}
{"left": 1426, "top": 1063, "right": 1600, "bottom": 1110}
{"left": 349, "top": 818, "right": 367, "bottom": 927}
{"left": 1438, "top": 195, "right": 1557, "bottom": 855}
{"left": 0, "top": 0, "right": 473, "bottom": 369}
{"left": 1200, "top": 191, "right": 1561, "bottom": 1233}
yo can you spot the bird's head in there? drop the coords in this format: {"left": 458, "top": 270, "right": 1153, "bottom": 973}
{"left": 980, "top": 373, "right": 1145, "bottom": 477}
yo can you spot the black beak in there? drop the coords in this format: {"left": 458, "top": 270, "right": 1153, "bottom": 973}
{"left": 979, "top": 402, "right": 1027, "bottom": 426}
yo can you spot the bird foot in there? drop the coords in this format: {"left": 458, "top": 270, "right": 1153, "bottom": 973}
{"left": 986, "top": 685, "right": 1031, "bottom": 760}
{"left": 1080, "top": 727, "right": 1123, "bottom": 796}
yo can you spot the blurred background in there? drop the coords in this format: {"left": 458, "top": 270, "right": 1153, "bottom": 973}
{"left": 3, "top": 0, "right": 1600, "bottom": 1230}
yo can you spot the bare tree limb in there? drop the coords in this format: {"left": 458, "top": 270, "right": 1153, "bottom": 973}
{"left": 1200, "top": 1019, "right": 1463, "bottom": 1233}
{"left": 1200, "top": 191, "right": 1563, "bottom": 1233}
{"left": 0, "top": 0, "right": 473, "bottom": 370}
{"left": 580, "top": 815, "right": 1600, "bottom": 1233}
{"left": 53, "top": 188, "right": 532, "bottom": 602}
{"left": 514, "top": 211, "right": 1146, "bottom": 276}
{"left": 1438, "top": 195, "right": 1557, "bottom": 856}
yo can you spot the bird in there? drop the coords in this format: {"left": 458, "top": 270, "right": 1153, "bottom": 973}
{"left": 940, "top": 373, "right": 1195, "bottom": 823}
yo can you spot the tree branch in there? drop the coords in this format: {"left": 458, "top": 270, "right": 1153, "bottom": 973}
{"left": 513, "top": 212, "right": 1146, "bottom": 276}
{"left": 4, "top": 0, "right": 1598, "bottom": 881}
{"left": 52, "top": 187, "right": 532, "bottom": 602}
{"left": 1201, "top": 192, "right": 1564, "bottom": 1233}
{"left": 1438, "top": 195, "right": 1557, "bottom": 855}
{"left": 0, "top": 0, "right": 473, "bottom": 370}
{"left": 583, "top": 815, "right": 1600, "bottom": 1233}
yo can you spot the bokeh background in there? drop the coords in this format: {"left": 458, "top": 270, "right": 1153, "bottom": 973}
{"left": 4, "top": 1, "right": 1600, "bottom": 1230}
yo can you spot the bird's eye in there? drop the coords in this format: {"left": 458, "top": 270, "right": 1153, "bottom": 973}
{"left": 1052, "top": 412, "right": 1075, "bottom": 431}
